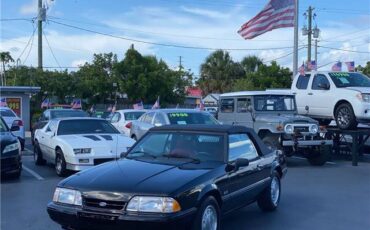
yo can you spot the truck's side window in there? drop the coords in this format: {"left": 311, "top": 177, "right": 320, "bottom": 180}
{"left": 312, "top": 74, "right": 330, "bottom": 90}
{"left": 237, "top": 98, "right": 251, "bottom": 113}
{"left": 220, "top": 99, "right": 234, "bottom": 113}
{"left": 296, "top": 74, "right": 311, "bottom": 89}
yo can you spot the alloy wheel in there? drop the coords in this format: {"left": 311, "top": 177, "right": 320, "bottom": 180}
{"left": 201, "top": 205, "right": 218, "bottom": 230}
{"left": 270, "top": 176, "right": 280, "bottom": 206}
{"left": 337, "top": 107, "right": 350, "bottom": 126}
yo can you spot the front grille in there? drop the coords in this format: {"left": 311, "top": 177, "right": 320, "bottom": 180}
{"left": 83, "top": 197, "right": 126, "bottom": 211}
{"left": 94, "top": 158, "right": 114, "bottom": 165}
{"left": 1, "top": 156, "right": 19, "bottom": 169}
{"left": 294, "top": 126, "right": 309, "bottom": 133}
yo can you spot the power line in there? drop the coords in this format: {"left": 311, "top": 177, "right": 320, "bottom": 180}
{"left": 318, "top": 45, "right": 370, "bottom": 54}
{"left": 48, "top": 19, "right": 296, "bottom": 51}
{"left": 263, "top": 47, "right": 306, "bottom": 63}
{"left": 23, "top": 27, "right": 36, "bottom": 64}
{"left": 42, "top": 31, "right": 61, "bottom": 68}
{"left": 17, "top": 25, "right": 37, "bottom": 61}
{"left": 0, "top": 18, "right": 34, "bottom": 21}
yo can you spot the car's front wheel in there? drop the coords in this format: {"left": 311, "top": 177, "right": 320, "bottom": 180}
{"left": 335, "top": 103, "right": 357, "bottom": 130}
{"left": 55, "top": 149, "right": 68, "bottom": 177}
{"left": 34, "top": 141, "right": 46, "bottom": 165}
{"left": 193, "top": 196, "right": 220, "bottom": 230}
{"left": 257, "top": 172, "right": 281, "bottom": 212}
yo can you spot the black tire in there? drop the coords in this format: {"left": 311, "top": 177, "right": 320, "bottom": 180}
{"left": 34, "top": 141, "right": 46, "bottom": 165}
{"left": 307, "top": 145, "right": 331, "bottom": 166}
{"left": 335, "top": 103, "right": 358, "bottom": 130}
{"left": 192, "top": 196, "right": 220, "bottom": 230}
{"left": 55, "top": 149, "right": 68, "bottom": 177}
{"left": 318, "top": 119, "right": 332, "bottom": 126}
{"left": 262, "top": 135, "right": 281, "bottom": 151}
{"left": 257, "top": 172, "right": 281, "bottom": 212}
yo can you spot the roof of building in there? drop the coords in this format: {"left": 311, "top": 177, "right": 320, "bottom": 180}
{"left": 0, "top": 86, "right": 41, "bottom": 93}
{"left": 220, "top": 90, "right": 293, "bottom": 97}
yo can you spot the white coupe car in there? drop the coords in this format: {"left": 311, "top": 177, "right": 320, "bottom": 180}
{"left": 34, "top": 117, "right": 135, "bottom": 176}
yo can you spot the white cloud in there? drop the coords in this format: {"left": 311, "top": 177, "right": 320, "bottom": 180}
{"left": 20, "top": 0, "right": 56, "bottom": 15}
{"left": 180, "top": 6, "right": 232, "bottom": 19}
{"left": 71, "top": 59, "right": 87, "bottom": 67}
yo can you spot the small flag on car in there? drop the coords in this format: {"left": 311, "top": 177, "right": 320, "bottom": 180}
{"left": 152, "top": 96, "right": 160, "bottom": 110}
{"left": 133, "top": 101, "right": 144, "bottom": 110}
{"left": 308, "top": 60, "right": 316, "bottom": 71}
{"left": 72, "top": 99, "right": 82, "bottom": 109}
{"left": 345, "top": 61, "right": 355, "bottom": 72}
{"left": 298, "top": 63, "right": 305, "bottom": 76}
{"left": 331, "top": 62, "right": 342, "bottom": 71}
{"left": 41, "top": 98, "right": 50, "bottom": 108}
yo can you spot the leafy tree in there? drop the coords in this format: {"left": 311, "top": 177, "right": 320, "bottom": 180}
{"left": 197, "top": 50, "right": 244, "bottom": 95}
{"left": 0, "top": 52, "right": 14, "bottom": 85}
{"left": 357, "top": 61, "right": 370, "bottom": 77}
{"left": 241, "top": 55, "right": 263, "bottom": 73}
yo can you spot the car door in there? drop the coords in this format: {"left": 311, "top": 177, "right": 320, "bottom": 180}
{"left": 137, "top": 112, "right": 155, "bottom": 139}
{"left": 110, "top": 112, "right": 122, "bottom": 132}
{"left": 42, "top": 120, "right": 58, "bottom": 161}
{"left": 292, "top": 73, "right": 312, "bottom": 115}
{"left": 223, "top": 133, "right": 267, "bottom": 211}
{"left": 307, "top": 74, "right": 334, "bottom": 117}
{"left": 234, "top": 97, "right": 254, "bottom": 129}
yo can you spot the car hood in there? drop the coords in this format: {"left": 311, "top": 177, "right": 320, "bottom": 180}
{"left": 346, "top": 87, "right": 370, "bottom": 94}
{"left": 60, "top": 158, "right": 214, "bottom": 197}
{"left": 2, "top": 116, "right": 16, "bottom": 127}
{"left": 0, "top": 132, "right": 18, "bottom": 153}
{"left": 255, "top": 113, "right": 317, "bottom": 124}
{"left": 57, "top": 134, "right": 135, "bottom": 148}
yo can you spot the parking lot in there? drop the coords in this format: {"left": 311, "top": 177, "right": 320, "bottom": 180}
{"left": 1, "top": 138, "right": 370, "bottom": 230}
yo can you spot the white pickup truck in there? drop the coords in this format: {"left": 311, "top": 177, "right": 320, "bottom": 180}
{"left": 291, "top": 71, "right": 370, "bottom": 130}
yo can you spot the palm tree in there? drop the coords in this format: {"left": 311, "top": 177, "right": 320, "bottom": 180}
{"left": 241, "top": 55, "right": 263, "bottom": 73}
{"left": 0, "top": 52, "right": 14, "bottom": 86}
{"left": 198, "top": 50, "right": 244, "bottom": 95}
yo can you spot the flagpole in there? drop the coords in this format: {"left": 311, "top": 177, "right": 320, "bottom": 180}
{"left": 293, "top": 0, "right": 299, "bottom": 78}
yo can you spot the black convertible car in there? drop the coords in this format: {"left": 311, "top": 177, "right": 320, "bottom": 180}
{"left": 47, "top": 125, "right": 287, "bottom": 230}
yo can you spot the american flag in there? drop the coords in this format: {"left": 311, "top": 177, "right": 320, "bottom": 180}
{"left": 112, "top": 103, "right": 117, "bottom": 113}
{"left": 298, "top": 63, "right": 305, "bottom": 76}
{"left": 238, "top": 0, "right": 295, "bottom": 39}
{"left": 152, "top": 96, "right": 160, "bottom": 110}
{"left": 89, "top": 104, "right": 96, "bottom": 113}
{"left": 197, "top": 99, "right": 205, "bottom": 111}
{"left": 345, "top": 61, "right": 355, "bottom": 72}
{"left": 0, "top": 97, "right": 8, "bottom": 107}
{"left": 41, "top": 98, "right": 50, "bottom": 108}
{"left": 308, "top": 60, "right": 316, "bottom": 71}
{"left": 106, "top": 105, "right": 113, "bottom": 112}
{"left": 133, "top": 101, "right": 144, "bottom": 110}
{"left": 72, "top": 99, "right": 82, "bottom": 109}
{"left": 331, "top": 62, "right": 342, "bottom": 71}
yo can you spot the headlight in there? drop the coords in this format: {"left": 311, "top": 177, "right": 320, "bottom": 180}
{"left": 357, "top": 93, "right": 370, "bottom": 102}
{"left": 284, "top": 124, "right": 293, "bottom": 134}
{"left": 310, "top": 124, "right": 319, "bottom": 133}
{"left": 73, "top": 148, "right": 91, "bottom": 154}
{"left": 2, "top": 142, "right": 20, "bottom": 154}
{"left": 53, "top": 187, "right": 82, "bottom": 206}
{"left": 126, "top": 196, "right": 181, "bottom": 213}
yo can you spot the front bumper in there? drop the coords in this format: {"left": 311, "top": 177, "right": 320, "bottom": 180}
{"left": 282, "top": 139, "right": 333, "bottom": 147}
{"left": 1, "top": 155, "right": 22, "bottom": 175}
{"left": 66, "top": 157, "right": 118, "bottom": 171}
{"left": 47, "top": 202, "right": 197, "bottom": 230}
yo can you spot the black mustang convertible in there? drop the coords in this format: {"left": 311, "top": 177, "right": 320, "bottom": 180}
{"left": 47, "top": 125, "right": 287, "bottom": 230}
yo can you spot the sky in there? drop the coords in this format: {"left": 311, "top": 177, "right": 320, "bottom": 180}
{"left": 1, "top": 0, "right": 369, "bottom": 76}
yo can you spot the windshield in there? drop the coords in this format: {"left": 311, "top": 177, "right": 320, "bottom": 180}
{"left": 329, "top": 72, "right": 370, "bottom": 88}
{"left": 126, "top": 132, "right": 225, "bottom": 163}
{"left": 0, "top": 118, "right": 9, "bottom": 132}
{"left": 254, "top": 95, "right": 296, "bottom": 111}
{"left": 0, "top": 109, "right": 16, "bottom": 117}
{"left": 51, "top": 110, "right": 88, "bottom": 119}
{"left": 166, "top": 112, "right": 219, "bottom": 125}
{"left": 57, "top": 119, "right": 119, "bottom": 135}
{"left": 124, "top": 111, "right": 146, "bottom": 121}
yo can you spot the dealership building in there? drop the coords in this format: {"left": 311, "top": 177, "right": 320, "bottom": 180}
{"left": 0, "top": 86, "right": 41, "bottom": 131}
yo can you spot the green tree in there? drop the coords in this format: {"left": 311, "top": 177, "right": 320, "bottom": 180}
{"left": 0, "top": 51, "right": 14, "bottom": 85}
{"left": 198, "top": 50, "right": 244, "bottom": 95}
{"left": 357, "top": 61, "right": 370, "bottom": 77}
{"left": 241, "top": 55, "right": 263, "bottom": 73}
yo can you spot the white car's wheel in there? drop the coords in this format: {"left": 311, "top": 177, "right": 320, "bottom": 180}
{"left": 55, "top": 149, "right": 68, "bottom": 177}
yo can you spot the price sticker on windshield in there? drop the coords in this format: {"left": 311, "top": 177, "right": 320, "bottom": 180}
{"left": 169, "top": 113, "right": 189, "bottom": 117}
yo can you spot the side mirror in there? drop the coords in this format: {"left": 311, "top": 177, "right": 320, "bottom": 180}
{"left": 154, "top": 123, "right": 162, "bottom": 127}
{"left": 318, "top": 83, "right": 330, "bottom": 90}
{"left": 10, "top": 125, "right": 20, "bottom": 132}
{"left": 225, "top": 158, "right": 249, "bottom": 172}
{"left": 247, "top": 105, "right": 253, "bottom": 112}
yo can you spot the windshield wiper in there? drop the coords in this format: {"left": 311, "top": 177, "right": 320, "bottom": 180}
{"left": 126, "top": 151, "right": 157, "bottom": 159}
{"left": 162, "top": 154, "right": 200, "bottom": 164}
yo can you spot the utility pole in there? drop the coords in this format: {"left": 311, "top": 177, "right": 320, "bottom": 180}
{"left": 178, "top": 56, "right": 183, "bottom": 71}
{"left": 307, "top": 6, "right": 313, "bottom": 63}
{"left": 314, "top": 39, "right": 318, "bottom": 70}
{"left": 37, "top": 0, "right": 46, "bottom": 69}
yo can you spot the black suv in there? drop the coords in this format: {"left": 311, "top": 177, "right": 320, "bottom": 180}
{"left": 47, "top": 125, "right": 286, "bottom": 230}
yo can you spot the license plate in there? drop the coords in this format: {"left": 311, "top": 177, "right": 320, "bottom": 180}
{"left": 79, "top": 212, "right": 117, "bottom": 221}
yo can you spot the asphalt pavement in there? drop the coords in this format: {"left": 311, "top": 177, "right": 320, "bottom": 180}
{"left": 1, "top": 139, "right": 370, "bottom": 230}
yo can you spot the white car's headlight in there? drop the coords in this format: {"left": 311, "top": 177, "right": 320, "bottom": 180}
{"left": 53, "top": 187, "right": 82, "bottom": 206}
{"left": 126, "top": 196, "right": 181, "bottom": 213}
{"left": 2, "top": 142, "right": 20, "bottom": 154}
{"left": 310, "top": 124, "right": 319, "bottom": 134}
{"left": 284, "top": 124, "right": 294, "bottom": 134}
{"left": 357, "top": 93, "right": 370, "bottom": 102}
{"left": 73, "top": 148, "right": 91, "bottom": 154}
